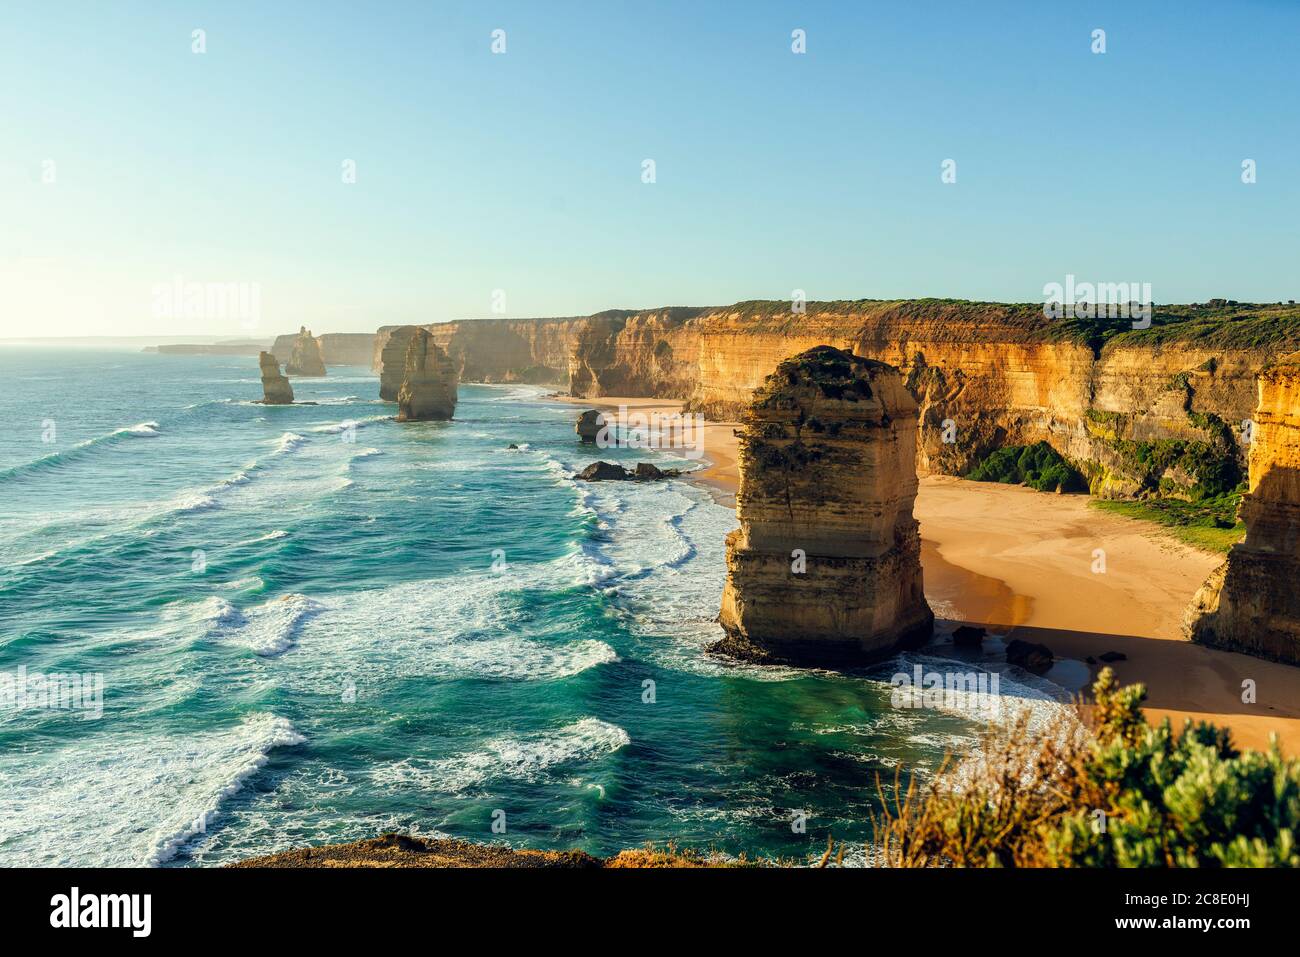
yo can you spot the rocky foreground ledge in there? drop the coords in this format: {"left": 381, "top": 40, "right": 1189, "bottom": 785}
{"left": 231, "top": 832, "right": 748, "bottom": 868}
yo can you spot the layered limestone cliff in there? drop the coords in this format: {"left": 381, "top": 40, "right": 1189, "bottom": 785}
{"left": 285, "top": 327, "right": 327, "bottom": 377}
{"left": 566, "top": 308, "right": 709, "bottom": 397}
{"left": 257, "top": 351, "right": 294, "bottom": 404}
{"left": 396, "top": 329, "right": 459, "bottom": 421}
{"left": 378, "top": 325, "right": 418, "bottom": 401}
{"left": 716, "top": 346, "right": 933, "bottom": 665}
{"left": 683, "top": 301, "right": 1274, "bottom": 494}
{"left": 1184, "top": 352, "right": 1300, "bottom": 663}
{"left": 367, "top": 300, "right": 1300, "bottom": 499}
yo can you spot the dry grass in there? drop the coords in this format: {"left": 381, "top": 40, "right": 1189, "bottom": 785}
{"left": 870, "top": 704, "right": 1095, "bottom": 867}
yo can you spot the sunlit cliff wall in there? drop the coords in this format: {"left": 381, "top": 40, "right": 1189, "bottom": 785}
{"left": 369, "top": 300, "right": 1300, "bottom": 496}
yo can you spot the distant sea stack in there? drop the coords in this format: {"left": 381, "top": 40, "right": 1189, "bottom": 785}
{"left": 286, "top": 326, "right": 326, "bottom": 377}
{"left": 1184, "top": 352, "right": 1300, "bottom": 663}
{"left": 396, "top": 328, "right": 459, "bottom": 421}
{"left": 257, "top": 351, "right": 294, "bottom": 404}
{"left": 273, "top": 331, "right": 375, "bottom": 367}
{"left": 378, "top": 325, "right": 418, "bottom": 401}
{"left": 716, "top": 346, "right": 933, "bottom": 666}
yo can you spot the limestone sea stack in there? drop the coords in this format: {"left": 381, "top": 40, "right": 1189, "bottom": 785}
{"left": 396, "top": 328, "right": 459, "bottom": 421}
{"left": 378, "top": 325, "right": 418, "bottom": 401}
{"left": 286, "top": 326, "right": 326, "bottom": 377}
{"left": 716, "top": 346, "right": 933, "bottom": 665}
{"left": 1184, "top": 351, "right": 1300, "bottom": 663}
{"left": 257, "top": 351, "right": 294, "bottom": 404}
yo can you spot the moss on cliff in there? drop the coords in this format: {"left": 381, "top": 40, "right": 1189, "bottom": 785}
{"left": 704, "top": 298, "right": 1300, "bottom": 352}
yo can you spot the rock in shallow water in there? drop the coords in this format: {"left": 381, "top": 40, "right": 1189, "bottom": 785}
{"left": 576, "top": 409, "right": 607, "bottom": 444}
{"left": 1005, "top": 639, "right": 1054, "bottom": 673}
{"left": 396, "top": 329, "right": 459, "bottom": 422}
{"left": 575, "top": 461, "right": 680, "bottom": 481}
{"left": 257, "top": 351, "right": 294, "bottom": 404}
{"left": 952, "top": 625, "right": 987, "bottom": 648}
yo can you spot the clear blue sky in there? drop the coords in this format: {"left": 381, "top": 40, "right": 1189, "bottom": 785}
{"left": 3, "top": 0, "right": 1298, "bottom": 336}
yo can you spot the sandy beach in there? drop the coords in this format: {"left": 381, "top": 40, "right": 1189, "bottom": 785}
{"left": 562, "top": 395, "right": 1300, "bottom": 755}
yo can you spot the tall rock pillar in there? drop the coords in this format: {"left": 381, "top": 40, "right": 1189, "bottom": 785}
{"left": 257, "top": 351, "right": 294, "bottom": 404}
{"left": 1184, "top": 352, "right": 1300, "bottom": 662}
{"left": 396, "top": 328, "right": 459, "bottom": 422}
{"left": 379, "top": 325, "right": 418, "bottom": 401}
{"left": 716, "top": 346, "right": 933, "bottom": 665}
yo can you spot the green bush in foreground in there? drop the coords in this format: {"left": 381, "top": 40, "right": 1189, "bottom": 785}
{"left": 875, "top": 669, "right": 1300, "bottom": 867}
{"left": 966, "top": 441, "right": 1087, "bottom": 493}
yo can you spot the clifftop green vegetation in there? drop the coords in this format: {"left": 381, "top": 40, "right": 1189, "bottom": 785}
{"left": 703, "top": 298, "right": 1300, "bottom": 352}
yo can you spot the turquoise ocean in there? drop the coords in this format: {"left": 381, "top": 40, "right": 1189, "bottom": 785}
{"left": 0, "top": 348, "right": 1066, "bottom": 866}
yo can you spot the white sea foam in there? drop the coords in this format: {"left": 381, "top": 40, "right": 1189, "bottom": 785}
{"left": 274, "top": 565, "right": 619, "bottom": 685}
{"left": 0, "top": 420, "right": 161, "bottom": 482}
{"left": 205, "top": 593, "right": 322, "bottom": 656}
{"left": 0, "top": 712, "right": 303, "bottom": 867}
{"left": 308, "top": 414, "right": 393, "bottom": 434}
{"left": 121, "top": 420, "right": 161, "bottom": 436}
{"left": 171, "top": 492, "right": 220, "bottom": 515}
{"left": 274, "top": 431, "right": 306, "bottom": 454}
{"left": 371, "top": 718, "right": 629, "bottom": 794}
{"left": 233, "top": 529, "right": 288, "bottom": 547}
{"left": 143, "top": 714, "right": 305, "bottom": 866}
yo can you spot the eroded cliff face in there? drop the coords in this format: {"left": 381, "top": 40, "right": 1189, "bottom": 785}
{"left": 257, "top": 352, "right": 294, "bottom": 405}
{"left": 716, "top": 347, "right": 933, "bottom": 665}
{"left": 684, "top": 302, "right": 1268, "bottom": 493}
{"left": 396, "top": 329, "right": 459, "bottom": 422}
{"left": 367, "top": 300, "right": 1300, "bottom": 497}
{"left": 1184, "top": 353, "right": 1300, "bottom": 663}
{"left": 566, "top": 308, "right": 708, "bottom": 398}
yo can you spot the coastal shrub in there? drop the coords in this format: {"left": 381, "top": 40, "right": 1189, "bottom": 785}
{"left": 872, "top": 669, "right": 1300, "bottom": 867}
{"left": 965, "top": 442, "right": 1086, "bottom": 493}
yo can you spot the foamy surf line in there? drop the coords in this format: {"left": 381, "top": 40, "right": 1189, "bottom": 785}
{"left": 200, "top": 593, "right": 322, "bottom": 656}
{"left": 370, "top": 717, "right": 629, "bottom": 794}
{"left": 143, "top": 714, "right": 306, "bottom": 866}
{"left": 0, "top": 421, "right": 159, "bottom": 481}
